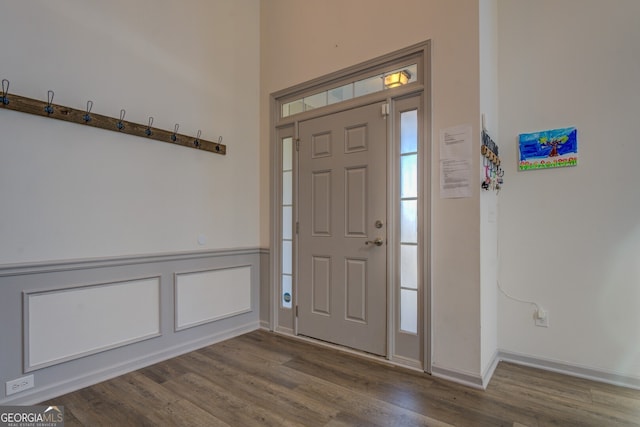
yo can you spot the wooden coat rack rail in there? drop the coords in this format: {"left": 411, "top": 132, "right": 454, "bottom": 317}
{"left": 0, "top": 83, "right": 226, "bottom": 155}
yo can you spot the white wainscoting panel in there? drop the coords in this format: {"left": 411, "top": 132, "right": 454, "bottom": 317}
{"left": 175, "top": 266, "right": 252, "bottom": 331}
{"left": 25, "top": 277, "right": 161, "bottom": 371}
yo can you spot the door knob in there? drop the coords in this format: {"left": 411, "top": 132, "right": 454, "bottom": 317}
{"left": 365, "top": 238, "right": 384, "bottom": 246}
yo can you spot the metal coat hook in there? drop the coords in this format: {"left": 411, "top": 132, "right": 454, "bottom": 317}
{"left": 171, "top": 123, "right": 179, "bottom": 142}
{"left": 1, "top": 79, "right": 9, "bottom": 105}
{"left": 0, "top": 82, "right": 226, "bottom": 155}
{"left": 83, "top": 100, "right": 93, "bottom": 123}
{"left": 194, "top": 130, "right": 202, "bottom": 148}
{"left": 117, "top": 109, "right": 126, "bottom": 130}
{"left": 145, "top": 116, "right": 154, "bottom": 136}
{"left": 44, "top": 90, "right": 54, "bottom": 115}
{"left": 482, "top": 163, "right": 491, "bottom": 190}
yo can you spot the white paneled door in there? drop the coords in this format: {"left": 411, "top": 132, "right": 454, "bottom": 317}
{"left": 298, "top": 102, "right": 387, "bottom": 356}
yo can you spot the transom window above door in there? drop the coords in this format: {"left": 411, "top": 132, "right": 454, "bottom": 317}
{"left": 281, "top": 63, "right": 418, "bottom": 118}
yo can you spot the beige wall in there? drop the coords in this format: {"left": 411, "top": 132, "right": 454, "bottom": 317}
{"left": 479, "top": 0, "right": 499, "bottom": 376}
{"left": 498, "top": 0, "right": 640, "bottom": 381}
{"left": 0, "top": 0, "right": 261, "bottom": 263}
{"left": 0, "top": 0, "right": 263, "bottom": 404}
{"left": 261, "top": 0, "right": 486, "bottom": 378}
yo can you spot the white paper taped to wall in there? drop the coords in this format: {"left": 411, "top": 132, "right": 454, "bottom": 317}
{"left": 440, "top": 124, "right": 473, "bottom": 159}
{"left": 440, "top": 158, "right": 472, "bottom": 198}
{"left": 439, "top": 124, "right": 473, "bottom": 198}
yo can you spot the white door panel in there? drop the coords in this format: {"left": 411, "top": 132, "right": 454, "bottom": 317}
{"left": 298, "top": 102, "right": 387, "bottom": 356}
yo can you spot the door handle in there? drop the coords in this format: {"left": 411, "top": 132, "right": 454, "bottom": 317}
{"left": 365, "top": 238, "right": 384, "bottom": 246}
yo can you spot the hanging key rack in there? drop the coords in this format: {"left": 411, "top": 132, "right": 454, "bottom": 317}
{"left": 481, "top": 125, "right": 504, "bottom": 192}
{"left": 0, "top": 79, "right": 226, "bottom": 155}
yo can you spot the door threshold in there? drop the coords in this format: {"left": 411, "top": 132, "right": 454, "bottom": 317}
{"left": 273, "top": 330, "right": 425, "bottom": 374}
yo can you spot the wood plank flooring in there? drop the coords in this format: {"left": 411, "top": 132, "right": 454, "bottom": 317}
{"left": 42, "top": 330, "right": 640, "bottom": 426}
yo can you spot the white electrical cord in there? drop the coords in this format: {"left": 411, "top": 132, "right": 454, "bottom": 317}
{"left": 496, "top": 200, "right": 541, "bottom": 313}
{"left": 497, "top": 279, "right": 539, "bottom": 312}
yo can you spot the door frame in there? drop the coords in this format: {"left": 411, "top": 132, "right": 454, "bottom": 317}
{"left": 269, "top": 41, "right": 432, "bottom": 372}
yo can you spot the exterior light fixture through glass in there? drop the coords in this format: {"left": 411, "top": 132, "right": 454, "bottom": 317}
{"left": 384, "top": 70, "right": 411, "bottom": 88}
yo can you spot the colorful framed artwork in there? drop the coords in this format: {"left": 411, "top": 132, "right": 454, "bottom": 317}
{"left": 518, "top": 127, "right": 577, "bottom": 171}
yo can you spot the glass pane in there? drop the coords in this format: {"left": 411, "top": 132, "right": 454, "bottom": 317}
{"left": 400, "top": 289, "right": 418, "bottom": 334}
{"left": 282, "top": 137, "right": 292, "bottom": 171}
{"left": 282, "top": 63, "right": 417, "bottom": 118}
{"left": 401, "top": 244, "right": 418, "bottom": 289}
{"left": 282, "top": 99, "right": 304, "bottom": 118}
{"left": 282, "top": 274, "right": 292, "bottom": 308}
{"left": 282, "top": 240, "right": 292, "bottom": 274}
{"left": 403, "top": 64, "right": 418, "bottom": 84}
{"left": 401, "top": 110, "right": 418, "bottom": 153}
{"left": 282, "top": 206, "right": 292, "bottom": 240}
{"left": 354, "top": 75, "right": 383, "bottom": 97}
{"left": 304, "top": 92, "right": 327, "bottom": 111}
{"left": 400, "top": 200, "right": 418, "bottom": 243}
{"left": 328, "top": 84, "right": 354, "bottom": 105}
{"left": 400, "top": 154, "right": 417, "bottom": 198}
{"left": 282, "top": 171, "right": 292, "bottom": 205}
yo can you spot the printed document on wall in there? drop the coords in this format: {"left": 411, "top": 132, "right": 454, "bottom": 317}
{"left": 440, "top": 158, "right": 472, "bottom": 198}
{"left": 439, "top": 124, "right": 472, "bottom": 198}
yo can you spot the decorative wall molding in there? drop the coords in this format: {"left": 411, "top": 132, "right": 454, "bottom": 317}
{"left": 2, "top": 322, "right": 258, "bottom": 406}
{"left": 24, "top": 277, "right": 161, "bottom": 371}
{"left": 175, "top": 266, "right": 252, "bottom": 331}
{"left": 0, "top": 247, "right": 269, "bottom": 277}
{"left": 0, "top": 247, "right": 263, "bottom": 405}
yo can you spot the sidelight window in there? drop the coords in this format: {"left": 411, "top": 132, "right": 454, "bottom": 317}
{"left": 281, "top": 136, "right": 294, "bottom": 308}
{"left": 399, "top": 109, "right": 419, "bottom": 334}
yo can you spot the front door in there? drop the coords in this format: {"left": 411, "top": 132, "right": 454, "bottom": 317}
{"left": 297, "top": 102, "right": 387, "bottom": 356}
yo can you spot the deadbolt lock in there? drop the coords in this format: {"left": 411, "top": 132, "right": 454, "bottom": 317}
{"left": 374, "top": 220, "right": 383, "bottom": 229}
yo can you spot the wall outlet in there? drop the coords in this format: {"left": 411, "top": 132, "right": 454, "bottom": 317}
{"left": 534, "top": 307, "right": 549, "bottom": 327}
{"left": 6, "top": 374, "right": 34, "bottom": 396}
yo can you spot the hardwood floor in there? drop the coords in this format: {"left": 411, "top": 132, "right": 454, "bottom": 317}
{"left": 43, "top": 330, "right": 640, "bottom": 426}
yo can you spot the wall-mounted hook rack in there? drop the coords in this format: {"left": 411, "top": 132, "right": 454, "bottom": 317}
{"left": 0, "top": 83, "right": 226, "bottom": 155}
{"left": 481, "top": 126, "right": 503, "bottom": 192}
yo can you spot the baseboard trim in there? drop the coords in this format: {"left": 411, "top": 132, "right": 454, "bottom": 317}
{"left": 481, "top": 350, "right": 500, "bottom": 389}
{"left": 275, "top": 326, "right": 294, "bottom": 336}
{"left": 0, "top": 321, "right": 260, "bottom": 405}
{"left": 276, "top": 332, "right": 425, "bottom": 374}
{"left": 431, "top": 364, "right": 485, "bottom": 390}
{"left": 498, "top": 350, "right": 640, "bottom": 391}
{"left": 390, "top": 354, "right": 423, "bottom": 371}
